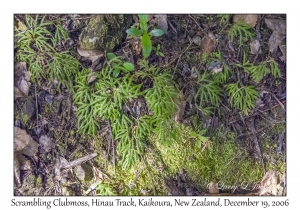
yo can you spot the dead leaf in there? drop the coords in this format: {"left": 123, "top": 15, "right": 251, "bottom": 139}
{"left": 175, "top": 93, "right": 186, "bottom": 123}
{"left": 14, "top": 154, "right": 21, "bottom": 188}
{"left": 265, "top": 18, "right": 286, "bottom": 54}
{"left": 16, "top": 79, "right": 30, "bottom": 96}
{"left": 265, "top": 18, "right": 286, "bottom": 32}
{"left": 208, "top": 180, "right": 219, "bottom": 194}
{"left": 14, "top": 127, "right": 39, "bottom": 156}
{"left": 279, "top": 44, "right": 286, "bottom": 62}
{"left": 268, "top": 30, "right": 285, "bottom": 54}
{"left": 15, "top": 151, "right": 31, "bottom": 170}
{"left": 14, "top": 86, "right": 25, "bottom": 99}
{"left": 39, "top": 135, "right": 55, "bottom": 153}
{"left": 258, "top": 170, "right": 278, "bottom": 195}
{"left": 154, "top": 14, "right": 168, "bottom": 34}
{"left": 250, "top": 39, "right": 262, "bottom": 54}
{"left": 233, "top": 15, "right": 258, "bottom": 27}
{"left": 14, "top": 62, "right": 31, "bottom": 96}
{"left": 77, "top": 47, "right": 103, "bottom": 63}
{"left": 54, "top": 156, "right": 70, "bottom": 181}
{"left": 200, "top": 33, "right": 216, "bottom": 56}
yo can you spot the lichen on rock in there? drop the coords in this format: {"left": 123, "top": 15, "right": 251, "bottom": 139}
{"left": 78, "top": 15, "right": 132, "bottom": 54}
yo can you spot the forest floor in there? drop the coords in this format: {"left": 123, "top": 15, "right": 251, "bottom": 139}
{"left": 14, "top": 14, "right": 286, "bottom": 196}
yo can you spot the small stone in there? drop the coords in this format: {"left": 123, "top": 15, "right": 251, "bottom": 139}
{"left": 74, "top": 165, "right": 86, "bottom": 181}
{"left": 45, "top": 94, "right": 54, "bottom": 105}
{"left": 188, "top": 29, "right": 195, "bottom": 37}
{"left": 192, "top": 36, "right": 201, "bottom": 46}
{"left": 21, "top": 97, "right": 36, "bottom": 119}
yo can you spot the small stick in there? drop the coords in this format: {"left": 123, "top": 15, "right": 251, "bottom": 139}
{"left": 188, "top": 14, "right": 203, "bottom": 31}
{"left": 108, "top": 120, "right": 116, "bottom": 178}
{"left": 34, "top": 84, "right": 39, "bottom": 129}
{"left": 62, "top": 153, "right": 97, "bottom": 169}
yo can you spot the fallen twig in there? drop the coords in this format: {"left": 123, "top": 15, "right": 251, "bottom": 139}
{"left": 188, "top": 14, "right": 203, "bottom": 31}
{"left": 62, "top": 153, "right": 97, "bottom": 169}
{"left": 34, "top": 84, "right": 39, "bottom": 129}
{"left": 108, "top": 120, "right": 116, "bottom": 178}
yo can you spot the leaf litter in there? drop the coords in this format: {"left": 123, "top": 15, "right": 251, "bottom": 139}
{"left": 265, "top": 18, "right": 286, "bottom": 56}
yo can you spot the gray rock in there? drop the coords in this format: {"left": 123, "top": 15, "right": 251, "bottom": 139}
{"left": 21, "top": 97, "right": 36, "bottom": 119}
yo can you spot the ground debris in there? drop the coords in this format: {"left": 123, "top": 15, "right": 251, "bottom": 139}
{"left": 233, "top": 14, "right": 258, "bottom": 27}
{"left": 14, "top": 62, "right": 31, "bottom": 98}
{"left": 265, "top": 18, "right": 286, "bottom": 54}
{"left": 258, "top": 170, "right": 278, "bottom": 195}
{"left": 39, "top": 135, "right": 55, "bottom": 153}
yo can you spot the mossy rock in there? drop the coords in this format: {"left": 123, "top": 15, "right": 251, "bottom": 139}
{"left": 78, "top": 15, "right": 132, "bottom": 53}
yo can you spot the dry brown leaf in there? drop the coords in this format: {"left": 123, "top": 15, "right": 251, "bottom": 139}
{"left": 250, "top": 39, "right": 262, "bottom": 54}
{"left": 268, "top": 30, "right": 285, "bottom": 54}
{"left": 14, "top": 86, "right": 25, "bottom": 99}
{"left": 200, "top": 33, "right": 216, "bottom": 56}
{"left": 14, "top": 127, "right": 39, "bottom": 156}
{"left": 14, "top": 154, "right": 21, "bottom": 188}
{"left": 174, "top": 93, "right": 186, "bottom": 123}
{"left": 54, "top": 156, "right": 70, "bottom": 181}
{"left": 265, "top": 18, "right": 286, "bottom": 54}
{"left": 14, "top": 62, "right": 31, "bottom": 96}
{"left": 265, "top": 18, "right": 286, "bottom": 32}
{"left": 279, "top": 44, "right": 286, "bottom": 62}
{"left": 258, "top": 170, "right": 278, "bottom": 195}
{"left": 154, "top": 14, "right": 168, "bottom": 34}
{"left": 208, "top": 180, "right": 219, "bottom": 194}
{"left": 77, "top": 47, "right": 103, "bottom": 62}
{"left": 233, "top": 15, "right": 258, "bottom": 27}
{"left": 15, "top": 151, "right": 32, "bottom": 170}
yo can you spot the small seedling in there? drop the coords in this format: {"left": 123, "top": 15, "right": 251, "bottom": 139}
{"left": 107, "top": 53, "right": 135, "bottom": 77}
{"left": 153, "top": 44, "right": 164, "bottom": 57}
{"left": 126, "top": 15, "right": 164, "bottom": 58}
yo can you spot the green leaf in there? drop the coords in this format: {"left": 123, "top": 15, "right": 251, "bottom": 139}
{"left": 199, "top": 136, "right": 209, "bottom": 142}
{"left": 195, "top": 139, "right": 202, "bottom": 148}
{"left": 190, "top": 131, "right": 198, "bottom": 138}
{"left": 138, "top": 15, "right": 148, "bottom": 33}
{"left": 138, "top": 14, "right": 148, "bottom": 23}
{"left": 107, "top": 53, "right": 116, "bottom": 60}
{"left": 199, "top": 129, "right": 206, "bottom": 136}
{"left": 112, "top": 68, "right": 120, "bottom": 78}
{"left": 142, "top": 33, "right": 152, "bottom": 58}
{"left": 123, "top": 62, "right": 135, "bottom": 71}
{"left": 149, "top": 29, "right": 164, "bottom": 36}
{"left": 126, "top": 28, "right": 142, "bottom": 37}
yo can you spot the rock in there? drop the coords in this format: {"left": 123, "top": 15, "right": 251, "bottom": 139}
{"left": 78, "top": 15, "right": 132, "bottom": 56}
{"left": 21, "top": 97, "right": 36, "bottom": 119}
{"left": 74, "top": 165, "right": 86, "bottom": 181}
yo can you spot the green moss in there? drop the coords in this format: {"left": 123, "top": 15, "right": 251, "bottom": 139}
{"left": 35, "top": 175, "right": 43, "bottom": 188}
{"left": 97, "top": 123, "right": 265, "bottom": 195}
{"left": 79, "top": 15, "right": 132, "bottom": 52}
